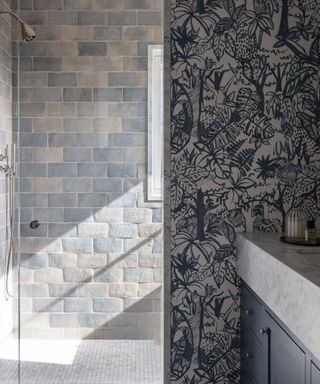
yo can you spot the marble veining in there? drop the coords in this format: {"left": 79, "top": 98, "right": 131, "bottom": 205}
{"left": 237, "top": 232, "right": 320, "bottom": 361}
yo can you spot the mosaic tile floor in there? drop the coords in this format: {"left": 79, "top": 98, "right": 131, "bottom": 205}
{"left": 0, "top": 340, "right": 162, "bottom": 384}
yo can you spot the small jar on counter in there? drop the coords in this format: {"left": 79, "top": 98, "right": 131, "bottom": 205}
{"left": 285, "top": 208, "right": 306, "bottom": 240}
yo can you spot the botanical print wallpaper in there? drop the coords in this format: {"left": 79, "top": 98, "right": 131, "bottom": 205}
{"left": 170, "top": 0, "right": 320, "bottom": 382}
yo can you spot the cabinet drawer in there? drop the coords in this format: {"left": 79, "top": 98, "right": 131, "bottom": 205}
{"left": 241, "top": 285, "right": 268, "bottom": 346}
{"left": 241, "top": 324, "right": 268, "bottom": 384}
{"left": 268, "top": 315, "right": 305, "bottom": 384}
{"left": 311, "top": 362, "right": 320, "bottom": 383}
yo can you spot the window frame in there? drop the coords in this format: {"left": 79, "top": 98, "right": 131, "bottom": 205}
{"left": 147, "top": 45, "right": 163, "bottom": 201}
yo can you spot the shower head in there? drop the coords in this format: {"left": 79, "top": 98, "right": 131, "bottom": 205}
{"left": 0, "top": 10, "right": 36, "bottom": 41}
{"left": 20, "top": 22, "right": 36, "bottom": 42}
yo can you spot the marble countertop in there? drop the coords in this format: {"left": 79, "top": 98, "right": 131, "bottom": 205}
{"left": 237, "top": 232, "right": 320, "bottom": 361}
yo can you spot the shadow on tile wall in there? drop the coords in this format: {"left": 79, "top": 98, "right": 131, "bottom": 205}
{"left": 10, "top": 0, "right": 164, "bottom": 341}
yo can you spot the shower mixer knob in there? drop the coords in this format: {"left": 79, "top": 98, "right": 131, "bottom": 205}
{"left": 30, "top": 220, "right": 40, "bottom": 229}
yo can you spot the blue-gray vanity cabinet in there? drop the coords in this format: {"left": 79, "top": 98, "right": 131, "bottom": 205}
{"left": 241, "top": 282, "right": 307, "bottom": 384}
{"left": 268, "top": 315, "right": 305, "bottom": 384}
{"left": 311, "top": 363, "right": 320, "bottom": 383}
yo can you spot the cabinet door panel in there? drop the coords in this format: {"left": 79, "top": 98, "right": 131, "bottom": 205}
{"left": 241, "top": 324, "right": 268, "bottom": 384}
{"left": 311, "top": 363, "right": 320, "bottom": 384}
{"left": 269, "top": 315, "right": 305, "bottom": 384}
{"left": 241, "top": 365, "right": 258, "bottom": 384}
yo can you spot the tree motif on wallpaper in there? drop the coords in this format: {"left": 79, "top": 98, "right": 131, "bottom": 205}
{"left": 170, "top": 0, "right": 320, "bottom": 382}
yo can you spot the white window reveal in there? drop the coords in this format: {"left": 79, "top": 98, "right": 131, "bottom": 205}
{"left": 148, "top": 45, "right": 163, "bottom": 201}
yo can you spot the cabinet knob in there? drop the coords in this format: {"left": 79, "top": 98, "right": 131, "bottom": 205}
{"left": 244, "top": 352, "right": 252, "bottom": 360}
{"left": 245, "top": 309, "right": 253, "bottom": 316}
{"left": 259, "top": 328, "right": 269, "bottom": 336}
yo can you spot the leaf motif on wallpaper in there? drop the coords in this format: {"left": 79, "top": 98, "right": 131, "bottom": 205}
{"left": 207, "top": 111, "right": 242, "bottom": 149}
{"left": 225, "top": 260, "right": 237, "bottom": 285}
{"left": 255, "top": 155, "right": 283, "bottom": 181}
{"left": 230, "top": 148, "right": 256, "bottom": 175}
{"left": 172, "top": 288, "right": 188, "bottom": 308}
{"left": 253, "top": 206, "right": 282, "bottom": 232}
{"left": 171, "top": 82, "right": 194, "bottom": 154}
{"left": 236, "top": 88, "right": 260, "bottom": 118}
{"left": 173, "top": 4, "right": 211, "bottom": 38}
{"left": 233, "top": 175, "right": 257, "bottom": 191}
{"left": 179, "top": 177, "right": 198, "bottom": 195}
{"left": 266, "top": 91, "right": 284, "bottom": 118}
{"left": 299, "top": 115, "right": 320, "bottom": 146}
{"left": 225, "top": 138, "right": 245, "bottom": 155}
{"left": 228, "top": 209, "right": 246, "bottom": 229}
{"left": 172, "top": 62, "right": 195, "bottom": 85}
{"left": 171, "top": 184, "right": 185, "bottom": 212}
{"left": 185, "top": 167, "right": 210, "bottom": 183}
{"left": 173, "top": 232, "right": 216, "bottom": 266}
{"left": 171, "top": 308, "right": 193, "bottom": 381}
{"left": 206, "top": 218, "right": 224, "bottom": 237}
{"left": 194, "top": 142, "right": 232, "bottom": 178}
{"left": 214, "top": 17, "right": 234, "bottom": 34}
{"left": 171, "top": 188, "right": 183, "bottom": 211}
{"left": 244, "top": 113, "right": 274, "bottom": 148}
{"left": 174, "top": 155, "right": 188, "bottom": 175}
{"left": 188, "top": 282, "right": 208, "bottom": 298}
{"left": 193, "top": 368, "right": 212, "bottom": 383}
{"left": 191, "top": 30, "right": 215, "bottom": 55}
{"left": 206, "top": 0, "right": 221, "bottom": 9}
{"left": 302, "top": 198, "right": 318, "bottom": 219}
{"left": 317, "top": 185, "right": 320, "bottom": 209}
{"left": 171, "top": 157, "right": 185, "bottom": 210}
{"left": 204, "top": 298, "right": 226, "bottom": 324}
{"left": 221, "top": 0, "right": 236, "bottom": 16}
{"left": 310, "top": 34, "right": 320, "bottom": 64}
{"left": 301, "top": 94, "right": 319, "bottom": 119}
{"left": 277, "top": 39, "right": 309, "bottom": 61}
{"left": 209, "top": 334, "right": 239, "bottom": 379}
{"left": 221, "top": 222, "right": 236, "bottom": 243}
{"left": 276, "top": 162, "right": 298, "bottom": 186}
{"left": 213, "top": 35, "right": 226, "bottom": 61}
{"left": 174, "top": 290, "right": 205, "bottom": 318}
{"left": 296, "top": 169, "right": 319, "bottom": 198}
{"left": 240, "top": 10, "right": 274, "bottom": 38}
{"left": 215, "top": 244, "right": 235, "bottom": 261}
{"left": 213, "top": 261, "right": 227, "bottom": 287}
{"left": 194, "top": 263, "right": 215, "bottom": 281}
{"left": 181, "top": 376, "right": 202, "bottom": 384}
{"left": 284, "top": 70, "right": 316, "bottom": 98}
{"left": 255, "top": 0, "right": 279, "bottom": 15}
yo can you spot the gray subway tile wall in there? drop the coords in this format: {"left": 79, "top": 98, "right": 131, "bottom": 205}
{"left": 13, "top": 0, "right": 163, "bottom": 339}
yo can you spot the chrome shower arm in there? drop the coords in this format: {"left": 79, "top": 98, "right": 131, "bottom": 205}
{"left": 0, "top": 10, "right": 24, "bottom": 24}
{"left": 0, "top": 10, "right": 24, "bottom": 25}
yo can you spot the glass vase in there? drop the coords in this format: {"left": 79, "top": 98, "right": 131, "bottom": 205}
{"left": 285, "top": 208, "right": 306, "bottom": 240}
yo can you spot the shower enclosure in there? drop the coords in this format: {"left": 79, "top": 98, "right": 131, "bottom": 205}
{"left": 0, "top": 1, "right": 164, "bottom": 383}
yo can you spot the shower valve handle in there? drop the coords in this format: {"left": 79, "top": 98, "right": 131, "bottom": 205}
{"left": 30, "top": 220, "right": 40, "bottom": 229}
